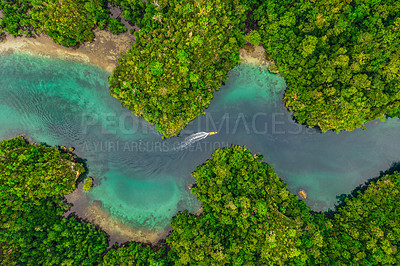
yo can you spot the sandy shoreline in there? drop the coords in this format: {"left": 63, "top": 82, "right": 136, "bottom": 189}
{"left": 65, "top": 183, "right": 170, "bottom": 246}
{"left": 239, "top": 43, "right": 274, "bottom": 67}
{"left": 0, "top": 32, "right": 272, "bottom": 74}
{"left": 0, "top": 30, "right": 134, "bottom": 73}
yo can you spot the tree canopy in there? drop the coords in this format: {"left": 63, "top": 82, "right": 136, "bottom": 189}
{"left": 167, "top": 146, "right": 325, "bottom": 265}
{"left": 326, "top": 173, "right": 400, "bottom": 264}
{"left": 0, "top": 136, "right": 82, "bottom": 204}
{"left": 30, "top": 0, "right": 108, "bottom": 46}
{"left": 2, "top": 0, "right": 399, "bottom": 132}
{"left": 0, "top": 137, "right": 108, "bottom": 264}
{"left": 0, "top": 0, "right": 126, "bottom": 46}
{"left": 166, "top": 146, "right": 400, "bottom": 265}
{"left": 101, "top": 242, "right": 168, "bottom": 265}
{"left": 2, "top": 0, "right": 400, "bottom": 263}
{"left": 109, "top": 0, "right": 248, "bottom": 137}
{"left": 252, "top": 0, "right": 400, "bottom": 132}
{"left": 1, "top": 138, "right": 400, "bottom": 264}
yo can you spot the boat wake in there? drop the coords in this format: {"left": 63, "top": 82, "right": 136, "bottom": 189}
{"left": 174, "top": 132, "right": 215, "bottom": 151}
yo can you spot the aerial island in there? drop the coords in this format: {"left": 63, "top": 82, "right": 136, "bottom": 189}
{"left": 1, "top": 0, "right": 399, "bottom": 264}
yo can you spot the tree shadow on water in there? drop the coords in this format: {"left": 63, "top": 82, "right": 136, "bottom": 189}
{"left": 325, "top": 161, "right": 400, "bottom": 218}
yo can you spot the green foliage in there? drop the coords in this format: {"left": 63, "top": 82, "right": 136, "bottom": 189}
{"left": 110, "top": 0, "right": 147, "bottom": 28}
{"left": 1, "top": 137, "right": 400, "bottom": 264}
{"left": 252, "top": 0, "right": 400, "bottom": 132}
{"left": 167, "top": 146, "right": 400, "bottom": 265}
{"left": 0, "top": 0, "right": 124, "bottom": 46}
{"left": 246, "top": 30, "right": 261, "bottom": 45}
{"left": 109, "top": 0, "right": 248, "bottom": 137}
{"left": 31, "top": 0, "right": 108, "bottom": 47}
{"left": 108, "top": 17, "right": 127, "bottom": 35}
{"left": 0, "top": 136, "right": 82, "bottom": 204}
{"left": 83, "top": 177, "right": 94, "bottom": 191}
{"left": 2, "top": 0, "right": 399, "bottom": 132}
{"left": 0, "top": 137, "right": 108, "bottom": 264}
{"left": 0, "top": 0, "right": 34, "bottom": 36}
{"left": 1, "top": 198, "right": 109, "bottom": 265}
{"left": 101, "top": 242, "right": 168, "bottom": 265}
{"left": 326, "top": 173, "right": 400, "bottom": 265}
{"left": 167, "top": 146, "right": 324, "bottom": 265}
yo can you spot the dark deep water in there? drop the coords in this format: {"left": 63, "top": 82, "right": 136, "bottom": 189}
{"left": 1, "top": 53, "right": 400, "bottom": 242}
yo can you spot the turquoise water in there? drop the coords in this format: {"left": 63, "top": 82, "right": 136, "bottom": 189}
{"left": 1, "top": 54, "right": 400, "bottom": 240}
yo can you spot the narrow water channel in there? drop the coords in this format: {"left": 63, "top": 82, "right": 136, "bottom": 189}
{"left": 1, "top": 53, "right": 399, "bottom": 243}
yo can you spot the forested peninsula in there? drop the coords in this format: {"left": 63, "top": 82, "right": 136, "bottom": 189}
{"left": 1, "top": 138, "right": 399, "bottom": 264}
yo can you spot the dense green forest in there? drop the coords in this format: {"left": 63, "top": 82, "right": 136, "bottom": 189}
{"left": 167, "top": 146, "right": 400, "bottom": 265}
{"left": 0, "top": 137, "right": 108, "bottom": 264}
{"left": 30, "top": 0, "right": 110, "bottom": 46}
{"left": 0, "top": 0, "right": 126, "bottom": 46}
{"left": 2, "top": 138, "right": 399, "bottom": 264}
{"left": 1, "top": 0, "right": 400, "bottom": 264}
{"left": 109, "top": 0, "right": 248, "bottom": 137}
{"left": 167, "top": 145, "right": 326, "bottom": 265}
{"left": 108, "top": 0, "right": 148, "bottom": 28}
{"left": 101, "top": 242, "right": 168, "bottom": 265}
{"left": 326, "top": 173, "right": 400, "bottom": 264}
{"left": 0, "top": 137, "right": 167, "bottom": 264}
{"left": 109, "top": 0, "right": 400, "bottom": 136}
{"left": 252, "top": 0, "right": 400, "bottom": 132}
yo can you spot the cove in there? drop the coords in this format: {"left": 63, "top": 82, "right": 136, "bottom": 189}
{"left": 1, "top": 53, "right": 400, "bottom": 243}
